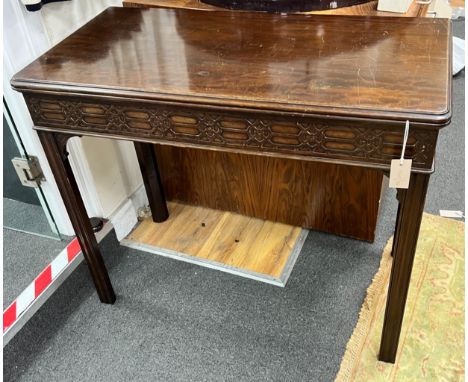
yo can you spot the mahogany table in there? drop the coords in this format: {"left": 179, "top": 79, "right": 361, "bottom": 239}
{"left": 12, "top": 7, "right": 452, "bottom": 363}
{"left": 120, "top": 1, "right": 429, "bottom": 243}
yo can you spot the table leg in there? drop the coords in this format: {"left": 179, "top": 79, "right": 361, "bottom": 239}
{"left": 390, "top": 191, "right": 403, "bottom": 257}
{"left": 134, "top": 142, "right": 169, "bottom": 223}
{"left": 378, "top": 172, "right": 430, "bottom": 362}
{"left": 38, "top": 131, "right": 116, "bottom": 304}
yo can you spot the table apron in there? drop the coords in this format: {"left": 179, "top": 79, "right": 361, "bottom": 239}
{"left": 25, "top": 94, "right": 439, "bottom": 173}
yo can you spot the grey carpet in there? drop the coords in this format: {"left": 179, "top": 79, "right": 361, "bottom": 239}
{"left": 3, "top": 229, "right": 70, "bottom": 308}
{"left": 3, "top": 19, "right": 464, "bottom": 382}
{"left": 3, "top": 198, "right": 59, "bottom": 239}
{"left": 425, "top": 19, "right": 465, "bottom": 215}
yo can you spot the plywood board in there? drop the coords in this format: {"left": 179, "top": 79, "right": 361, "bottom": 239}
{"left": 122, "top": 202, "right": 308, "bottom": 286}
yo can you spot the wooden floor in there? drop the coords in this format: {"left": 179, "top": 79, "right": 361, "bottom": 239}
{"left": 123, "top": 202, "right": 307, "bottom": 286}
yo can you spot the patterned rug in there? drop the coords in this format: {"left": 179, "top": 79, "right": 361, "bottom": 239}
{"left": 336, "top": 213, "right": 464, "bottom": 381}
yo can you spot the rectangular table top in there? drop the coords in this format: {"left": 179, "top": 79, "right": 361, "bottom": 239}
{"left": 12, "top": 7, "right": 451, "bottom": 124}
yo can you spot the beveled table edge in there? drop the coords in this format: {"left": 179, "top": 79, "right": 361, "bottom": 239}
{"left": 10, "top": 83, "right": 452, "bottom": 127}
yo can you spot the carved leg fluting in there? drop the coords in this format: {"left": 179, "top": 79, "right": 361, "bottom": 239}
{"left": 134, "top": 142, "right": 169, "bottom": 223}
{"left": 390, "top": 190, "right": 403, "bottom": 257}
{"left": 38, "top": 131, "right": 116, "bottom": 304}
{"left": 379, "top": 172, "right": 430, "bottom": 363}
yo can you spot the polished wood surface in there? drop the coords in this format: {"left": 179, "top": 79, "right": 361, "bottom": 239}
{"left": 37, "top": 131, "right": 116, "bottom": 304}
{"left": 123, "top": 0, "right": 429, "bottom": 17}
{"left": 134, "top": 142, "right": 169, "bottom": 222}
{"left": 379, "top": 172, "right": 430, "bottom": 362}
{"left": 123, "top": 0, "right": 428, "bottom": 240}
{"left": 13, "top": 8, "right": 451, "bottom": 123}
{"left": 12, "top": 7, "right": 452, "bottom": 363}
{"left": 156, "top": 146, "right": 382, "bottom": 240}
{"left": 127, "top": 202, "right": 303, "bottom": 279}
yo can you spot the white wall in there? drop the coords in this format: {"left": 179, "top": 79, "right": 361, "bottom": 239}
{"left": 41, "top": 0, "right": 145, "bottom": 222}
{"left": 4, "top": 0, "right": 145, "bottom": 238}
{"left": 4, "top": 0, "right": 75, "bottom": 235}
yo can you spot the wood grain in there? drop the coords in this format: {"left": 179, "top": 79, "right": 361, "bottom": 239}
{"left": 37, "top": 131, "right": 115, "bottom": 304}
{"left": 14, "top": 8, "right": 450, "bottom": 246}
{"left": 134, "top": 141, "right": 169, "bottom": 222}
{"left": 118, "top": 1, "right": 433, "bottom": 242}
{"left": 13, "top": 6, "right": 452, "bottom": 363}
{"left": 379, "top": 172, "right": 430, "bottom": 362}
{"left": 12, "top": 7, "right": 452, "bottom": 124}
{"left": 127, "top": 202, "right": 302, "bottom": 278}
{"left": 155, "top": 146, "right": 383, "bottom": 241}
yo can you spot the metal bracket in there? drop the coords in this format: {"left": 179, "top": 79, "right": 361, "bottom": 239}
{"left": 11, "top": 156, "right": 44, "bottom": 188}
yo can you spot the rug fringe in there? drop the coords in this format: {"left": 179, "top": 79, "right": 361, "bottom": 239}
{"left": 334, "top": 238, "right": 394, "bottom": 382}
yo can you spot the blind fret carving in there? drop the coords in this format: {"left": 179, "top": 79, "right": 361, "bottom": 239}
{"left": 27, "top": 96, "right": 437, "bottom": 170}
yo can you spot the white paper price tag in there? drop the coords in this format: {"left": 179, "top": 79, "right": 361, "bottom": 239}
{"left": 389, "top": 159, "right": 412, "bottom": 189}
{"left": 389, "top": 120, "right": 412, "bottom": 189}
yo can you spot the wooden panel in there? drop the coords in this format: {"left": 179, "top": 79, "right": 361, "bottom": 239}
{"left": 155, "top": 145, "right": 383, "bottom": 241}
{"left": 126, "top": 202, "right": 303, "bottom": 278}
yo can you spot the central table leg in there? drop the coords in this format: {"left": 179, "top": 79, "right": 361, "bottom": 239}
{"left": 379, "top": 172, "right": 430, "bottom": 362}
{"left": 38, "top": 131, "right": 116, "bottom": 304}
{"left": 134, "top": 142, "right": 169, "bottom": 223}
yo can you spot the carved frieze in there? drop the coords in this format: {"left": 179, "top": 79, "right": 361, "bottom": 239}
{"left": 26, "top": 95, "right": 437, "bottom": 170}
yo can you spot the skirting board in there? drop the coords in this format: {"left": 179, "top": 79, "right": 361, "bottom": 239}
{"left": 121, "top": 202, "right": 309, "bottom": 287}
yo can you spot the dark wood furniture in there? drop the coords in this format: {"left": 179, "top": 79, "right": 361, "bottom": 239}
{"left": 12, "top": 8, "right": 452, "bottom": 363}
{"left": 123, "top": 0, "right": 413, "bottom": 242}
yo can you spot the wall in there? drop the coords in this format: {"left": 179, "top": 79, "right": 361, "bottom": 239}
{"left": 5, "top": 0, "right": 146, "bottom": 238}
{"left": 4, "top": 0, "right": 75, "bottom": 235}
{"left": 42, "top": 0, "right": 145, "bottom": 223}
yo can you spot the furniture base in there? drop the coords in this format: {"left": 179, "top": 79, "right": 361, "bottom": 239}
{"left": 122, "top": 201, "right": 308, "bottom": 286}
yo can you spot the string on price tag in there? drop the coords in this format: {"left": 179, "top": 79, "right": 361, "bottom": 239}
{"left": 389, "top": 120, "right": 412, "bottom": 189}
